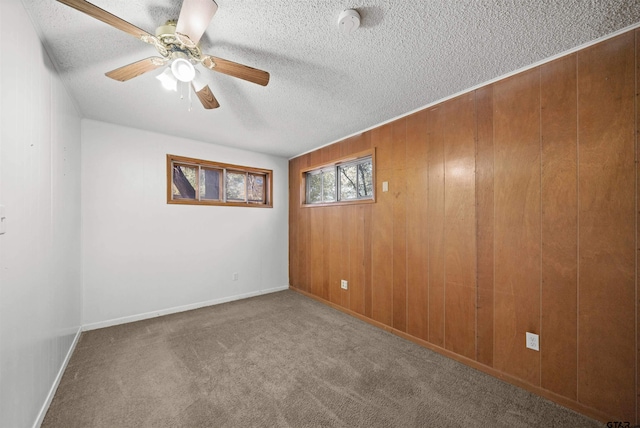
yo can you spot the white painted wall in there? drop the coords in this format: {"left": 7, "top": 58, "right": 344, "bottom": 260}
{"left": 0, "top": 0, "right": 82, "bottom": 427}
{"left": 81, "top": 120, "right": 289, "bottom": 328}
{"left": 0, "top": 3, "right": 287, "bottom": 424}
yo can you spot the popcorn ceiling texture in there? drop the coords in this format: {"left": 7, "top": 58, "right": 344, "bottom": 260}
{"left": 21, "top": 0, "right": 640, "bottom": 157}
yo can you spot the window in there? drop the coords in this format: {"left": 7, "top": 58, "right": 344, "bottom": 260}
{"left": 302, "top": 149, "right": 375, "bottom": 206}
{"left": 167, "top": 154, "right": 272, "bottom": 207}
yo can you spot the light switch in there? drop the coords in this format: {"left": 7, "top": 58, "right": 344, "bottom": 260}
{"left": 382, "top": 181, "right": 389, "bottom": 192}
{"left": 0, "top": 205, "right": 5, "bottom": 235}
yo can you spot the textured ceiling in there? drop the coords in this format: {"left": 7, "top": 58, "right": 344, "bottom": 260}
{"left": 21, "top": 0, "right": 640, "bottom": 158}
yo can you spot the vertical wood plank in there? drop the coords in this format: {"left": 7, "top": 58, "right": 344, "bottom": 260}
{"left": 361, "top": 133, "right": 373, "bottom": 318}
{"left": 341, "top": 134, "right": 361, "bottom": 157}
{"left": 348, "top": 130, "right": 374, "bottom": 317}
{"left": 540, "top": 54, "right": 578, "bottom": 399}
{"left": 309, "top": 150, "right": 322, "bottom": 170}
{"left": 392, "top": 119, "right": 408, "bottom": 332}
{"left": 406, "top": 110, "right": 429, "bottom": 341}
{"left": 351, "top": 131, "right": 372, "bottom": 315}
{"left": 475, "top": 85, "right": 495, "bottom": 367}
{"left": 363, "top": 205, "right": 373, "bottom": 318}
{"left": 297, "top": 155, "right": 311, "bottom": 292}
{"left": 375, "top": 123, "right": 394, "bottom": 172}
{"left": 289, "top": 157, "right": 300, "bottom": 288}
{"left": 320, "top": 143, "right": 342, "bottom": 304}
{"left": 340, "top": 205, "right": 351, "bottom": 310}
{"left": 353, "top": 131, "right": 372, "bottom": 154}
{"left": 348, "top": 205, "right": 364, "bottom": 314}
{"left": 493, "top": 69, "right": 541, "bottom": 386}
{"left": 308, "top": 145, "right": 324, "bottom": 297}
{"left": 328, "top": 206, "right": 342, "bottom": 305}
{"left": 636, "top": 29, "right": 640, "bottom": 428}
{"left": 307, "top": 151, "right": 319, "bottom": 295}
{"left": 322, "top": 144, "right": 341, "bottom": 305}
{"left": 340, "top": 136, "right": 354, "bottom": 157}
{"left": 371, "top": 124, "right": 394, "bottom": 326}
{"left": 577, "top": 33, "right": 636, "bottom": 420}
{"left": 427, "top": 107, "right": 446, "bottom": 347}
{"left": 406, "top": 111, "right": 429, "bottom": 170}
{"left": 443, "top": 94, "right": 477, "bottom": 360}
{"left": 321, "top": 208, "right": 331, "bottom": 301}
{"left": 309, "top": 207, "right": 324, "bottom": 298}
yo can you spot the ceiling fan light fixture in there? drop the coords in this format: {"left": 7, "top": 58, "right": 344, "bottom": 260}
{"left": 171, "top": 58, "right": 196, "bottom": 82}
{"left": 156, "top": 68, "right": 177, "bottom": 91}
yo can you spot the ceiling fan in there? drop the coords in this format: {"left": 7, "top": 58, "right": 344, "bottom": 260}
{"left": 56, "top": 0, "right": 270, "bottom": 110}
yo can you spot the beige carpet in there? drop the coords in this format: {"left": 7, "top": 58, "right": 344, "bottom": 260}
{"left": 43, "top": 290, "right": 602, "bottom": 427}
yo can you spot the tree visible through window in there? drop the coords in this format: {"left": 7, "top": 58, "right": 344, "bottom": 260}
{"left": 303, "top": 151, "right": 374, "bottom": 205}
{"left": 167, "top": 154, "right": 272, "bottom": 207}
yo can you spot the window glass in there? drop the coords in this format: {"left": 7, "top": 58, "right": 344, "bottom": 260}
{"left": 339, "top": 164, "right": 358, "bottom": 200}
{"left": 323, "top": 169, "right": 336, "bottom": 202}
{"left": 357, "top": 161, "right": 373, "bottom": 198}
{"left": 200, "top": 167, "right": 221, "bottom": 201}
{"left": 307, "top": 172, "right": 322, "bottom": 204}
{"left": 226, "top": 171, "right": 246, "bottom": 201}
{"left": 248, "top": 173, "right": 266, "bottom": 203}
{"left": 172, "top": 163, "right": 197, "bottom": 200}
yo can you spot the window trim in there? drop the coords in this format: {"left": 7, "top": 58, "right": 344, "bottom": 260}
{"left": 300, "top": 148, "right": 376, "bottom": 208}
{"left": 166, "top": 154, "right": 273, "bottom": 208}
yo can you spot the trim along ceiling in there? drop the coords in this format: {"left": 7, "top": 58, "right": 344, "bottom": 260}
{"left": 21, "top": 0, "right": 640, "bottom": 158}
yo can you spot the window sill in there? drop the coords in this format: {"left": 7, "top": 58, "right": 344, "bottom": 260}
{"left": 168, "top": 199, "right": 273, "bottom": 208}
{"left": 301, "top": 198, "right": 375, "bottom": 208}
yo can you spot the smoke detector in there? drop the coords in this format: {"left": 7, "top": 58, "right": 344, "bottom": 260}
{"left": 338, "top": 9, "right": 360, "bottom": 35}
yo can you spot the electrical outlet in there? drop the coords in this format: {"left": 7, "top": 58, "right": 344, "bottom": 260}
{"left": 232, "top": 273, "right": 238, "bottom": 281}
{"left": 526, "top": 332, "right": 539, "bottom": 351}
{"left": 340, "top": 280, "right": 348, "bottom": 290}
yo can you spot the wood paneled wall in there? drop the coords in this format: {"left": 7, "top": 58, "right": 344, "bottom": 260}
{"left": 289, "top": 30, "right": 638, "bottom": 424}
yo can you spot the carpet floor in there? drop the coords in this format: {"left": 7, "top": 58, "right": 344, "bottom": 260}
{"left": 42, "top": 290, "right": 602, "bottom": 427}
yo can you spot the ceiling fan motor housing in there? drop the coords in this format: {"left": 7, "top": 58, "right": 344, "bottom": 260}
{"left": 154, "top": 20, "right": 201, "bottom": 62}
{"left": 155, "top": 20, "right": 178, "bottom": 37}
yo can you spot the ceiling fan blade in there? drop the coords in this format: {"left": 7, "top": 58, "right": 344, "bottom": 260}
{"left": 193, "top": 84, "right": 220, "bottom": 109}
{"left": 56, "top": 0, "right": 153, "bottom": 41}
{"left": 105, "top": 57, "right": 167, "bottom": 82}
{"left": 202, "top": 55, "right": 270, "bottom": 86}
{"left": 176, "top": 0, "right": 218, "bottom": 45}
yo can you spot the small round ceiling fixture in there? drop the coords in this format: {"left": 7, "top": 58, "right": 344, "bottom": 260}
{"left": 338, "top": 9, "right": 360, "bottom": 35}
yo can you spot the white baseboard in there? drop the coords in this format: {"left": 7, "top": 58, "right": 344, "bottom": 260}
{"left": 33, "top": 326, "right": 82, "bottom": 428}
{"left": 82, "top": 285, "right": 290, "bottom": 331}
